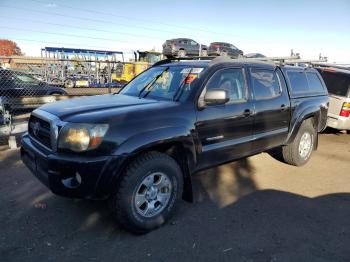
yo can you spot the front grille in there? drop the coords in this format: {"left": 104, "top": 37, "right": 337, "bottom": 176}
{"left": 28, "top": 115, "right": 52, "bottom": 149}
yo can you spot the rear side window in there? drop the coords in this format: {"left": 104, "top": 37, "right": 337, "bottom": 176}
{"left": 306, "top": 73, "right": 325, "bottom": 93}
{"left": 319, "top": 71, "right": 350, "bottom": 97}
{"left": 251, "top": 69, "right": 281, "bottom": 100}
{"left": 286, "top": 71, "right": 309, "bottom": 95}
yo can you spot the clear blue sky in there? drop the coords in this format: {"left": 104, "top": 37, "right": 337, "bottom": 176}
{"left": 0, "top": 0, "right": 349, "bottom": 62}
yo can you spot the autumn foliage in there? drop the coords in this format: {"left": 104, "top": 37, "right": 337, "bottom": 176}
{"left": 0, "top": 39, "right": 22, "bottom": 56}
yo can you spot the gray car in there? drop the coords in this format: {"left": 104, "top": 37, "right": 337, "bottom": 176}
{"left": 317, "top": 67, "right": 350, "bottom": 132}
{"left": 208, "top": 42, "right": 243, "bottom": 57}
{"left": 162, "top": 38, "right": 208, "bottom": 58}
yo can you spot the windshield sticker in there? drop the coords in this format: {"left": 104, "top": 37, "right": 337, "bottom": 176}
{"left": 181, "top": 68, "right": 204, "bottom": 74}
{"left": 184, "top": 74, "right": 198, "bottom": 84}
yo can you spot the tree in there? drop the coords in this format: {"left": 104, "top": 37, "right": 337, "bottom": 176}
{"left": 0, "top": 39, "right": 22, "bottom": 56}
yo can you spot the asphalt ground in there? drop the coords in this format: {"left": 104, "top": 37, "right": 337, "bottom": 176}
{"left": 0, "top": 130, "right": 349, "bottom": 261}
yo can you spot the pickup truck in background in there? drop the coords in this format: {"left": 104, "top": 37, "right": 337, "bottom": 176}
{"left": 21, "top": 57, "right": 329, "bottom": 233}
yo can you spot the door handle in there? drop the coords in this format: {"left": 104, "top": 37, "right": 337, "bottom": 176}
{"left": 280, "top": 104, "right": 287, "bottom": 111}
{"left": 243, "top": 109, "right": 252, "bottom": 117}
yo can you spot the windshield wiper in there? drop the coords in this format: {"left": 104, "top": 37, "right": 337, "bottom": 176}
{"left": 173, "top": 68, "right": 193, "bottom": 101}
{"left": 138, "top": 67, "right": 169, "bottom": 98}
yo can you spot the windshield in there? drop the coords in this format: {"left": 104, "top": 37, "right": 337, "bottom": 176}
{"left": 120, "top": 65, "right": 205, "bottom": 101}
{"left": 14, "top": 73, "right": 41, "bottom": 84}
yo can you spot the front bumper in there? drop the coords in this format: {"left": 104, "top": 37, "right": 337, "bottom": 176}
{"left": 21, "top": 134, "right": 123, "bottom": 199}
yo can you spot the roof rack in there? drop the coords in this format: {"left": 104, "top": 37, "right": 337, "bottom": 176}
{"left": 152, "top": 56, "right": 216, "bottom": 66}
{"left": 152, "top": 54, "right": 331, "bottom": 68}
{"left": 307, "top": 62, "right": 350, "bottom": 71}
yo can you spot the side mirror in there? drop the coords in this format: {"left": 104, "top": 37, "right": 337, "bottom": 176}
{"left": 204, "top": 89, "right": 229, "bottom": 106}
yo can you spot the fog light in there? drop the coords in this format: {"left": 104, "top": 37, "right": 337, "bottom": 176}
{"left": 61, "top": 172, "right": 82, "bottom": 189}
{"left": 75, "top": 172, "right": 82, "bottom": 184}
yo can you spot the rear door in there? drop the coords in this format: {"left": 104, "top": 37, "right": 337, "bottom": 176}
{"left": 249, "top": 67, "right": 291, "bottom": 151}
{"left": 195, "top": 66, "right": 254, "bottom": 169}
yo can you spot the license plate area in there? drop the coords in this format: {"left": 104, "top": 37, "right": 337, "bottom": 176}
{"left": 21, "top": 147, "right": 36, "bottom": 172}
{"left": 21, "top": 147, "right": 50, "bottom": 186}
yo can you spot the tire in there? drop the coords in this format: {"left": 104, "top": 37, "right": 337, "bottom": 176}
{"left": 109, "top": 151, "right": 183, "bottom": 234}
{"left": 219, "top": 51, "right": 228, "bottom": 56}
{"left": 282, "top": 119, "right": 316, "bottom": 166}
{"left": 201, "top": 49, "right": 208, "bottom": 56}
{"left": 178, "top": 49, "right": 186, "bottom": 58}
{"left": 64, "top": 79, "right": 74, "bottom": 89}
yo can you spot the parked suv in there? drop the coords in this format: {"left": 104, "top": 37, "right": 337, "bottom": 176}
{"left": 208, "top": 42, "right": 243, "bottom": 57}
{"left": 21, "top": 57, "right": 328, "bottom": 233}
{"left": 162, "top": 38, "right": 208, "bottom": 58}
{"left": 317, "top": 67, "right": 350, "bottom": 132}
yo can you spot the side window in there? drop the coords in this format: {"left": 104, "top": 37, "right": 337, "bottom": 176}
{"left": 251, "top": 69, "right": 281, "bottom": 100}
{"left": 286, "top": 71, "right": 308, "bottom": 95}
{"left": 205, "top": 68, "right": 246, "bottom": 102}
{"left": 190, "top": 41, "right": 198, "bottom": 46}
{"left": 306, "top": 72, "right": 325, "bottom": 93}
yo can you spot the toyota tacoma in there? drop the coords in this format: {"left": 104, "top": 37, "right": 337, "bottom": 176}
{"left": 21, "top": 57, "right": 329, "bottom": 233}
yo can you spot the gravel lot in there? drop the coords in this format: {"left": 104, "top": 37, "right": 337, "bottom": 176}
{"left": 0, "top": 130, "right": 349, "bottom": 262}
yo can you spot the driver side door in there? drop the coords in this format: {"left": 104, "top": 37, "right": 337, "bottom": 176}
{"left": 195, "top": 67, "right": 254, "bottom": 170}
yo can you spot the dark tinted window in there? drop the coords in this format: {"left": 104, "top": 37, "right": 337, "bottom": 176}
{"left": 319, "top": 71, "right": 350, "bottom": 97}
{"left": 286, "top": 71, "right": 309, "bottom": 94}
{"left": 206, "top": 68, "right": 246, "bottom": 102}
{"left": 306, "top": 73, "right": 325, "bottom": 93}
{"left": 251, "top": 69, "right": 281, "bottom": 100}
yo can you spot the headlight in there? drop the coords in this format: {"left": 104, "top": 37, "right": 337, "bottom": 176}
{"left": 58, "top": 123, "right": 109, "bottom": 152}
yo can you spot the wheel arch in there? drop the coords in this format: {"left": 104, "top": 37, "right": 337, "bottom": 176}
{"left": 286, "top": 106, "right": 320, "bottom": 145}
{"left": 106, "top": 128, "right": 197, "bottom": 202}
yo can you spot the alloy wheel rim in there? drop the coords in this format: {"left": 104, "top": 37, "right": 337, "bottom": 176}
{"left": 134, "top": 172, "right": 172, "bottom": 218}
{"left": 299, "top": 132, "right": 312, "bottom": 159}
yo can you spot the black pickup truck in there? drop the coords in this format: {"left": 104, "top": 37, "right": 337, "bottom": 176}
{"left": 21, "top": 57, "right": 329, "bottom": 233}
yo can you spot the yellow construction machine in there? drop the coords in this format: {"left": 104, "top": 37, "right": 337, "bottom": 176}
{"left": 112, "top": 50, "right": 163, "bottom": 85}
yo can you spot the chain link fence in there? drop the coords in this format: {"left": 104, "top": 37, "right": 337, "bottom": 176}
{"left": 0, "top": 56, "right": 129, "bottom": 146}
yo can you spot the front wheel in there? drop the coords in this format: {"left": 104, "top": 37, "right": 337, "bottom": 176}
{"left": 201, "top": 49, "right": 208, "bottom": 56}
{"left": 282, "top": 119, "right": 316, "bottom": 166}
{"left": 109, "top": 152, "right": 183, "bottom": 234}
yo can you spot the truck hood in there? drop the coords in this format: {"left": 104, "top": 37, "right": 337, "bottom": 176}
{"left": 39, "top": 94, "right": 161, "bottom": 120}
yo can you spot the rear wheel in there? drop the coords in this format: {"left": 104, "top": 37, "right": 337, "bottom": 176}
{"left": 219, "top": 51, "right": 228, "bottom": 56}
{"left": 201, "top": 49, "right": 208, "bottom": 56}
{"left": 178, "top": 49, "right": 186, "bottom": 57}
{"left": 109, "top": 152, "right": 183, "bottom": 234}
{"left": 282, "top": 119, "right": 316, "bottom": 166}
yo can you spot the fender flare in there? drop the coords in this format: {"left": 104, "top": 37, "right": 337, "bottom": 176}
{"left": 286, "top": 105, "right": 320, "bottom": 144}
{"left": 103, "top": 126, "right": 197, "bottom": 201}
